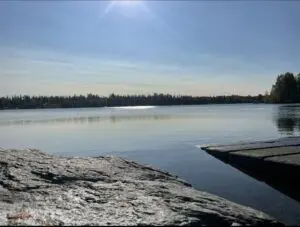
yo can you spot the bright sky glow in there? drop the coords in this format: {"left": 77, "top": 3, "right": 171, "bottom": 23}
{"left": 99, "top": 0, "right": 144, "bottom": 20}
{"left": 116, "top": 0, "right": 141, "bottom": 6}
{"left": 0, "top": 1, "right": 299, "bottom": 96}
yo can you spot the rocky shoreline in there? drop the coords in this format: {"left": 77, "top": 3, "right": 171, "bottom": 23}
{"left": 0, "top": 148, "right": 282, "bottom": 226}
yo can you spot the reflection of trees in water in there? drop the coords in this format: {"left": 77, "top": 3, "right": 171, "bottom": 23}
{"left": 274, "top": 105, "right": 300, "bottom": 135}
{"left": 0, "top": 114, "right": 175, "bottom": 126}
{"left": 276, "top": 118, "right": 296, "bottom": 134}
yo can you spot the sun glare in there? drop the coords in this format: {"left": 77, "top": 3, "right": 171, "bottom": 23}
{"left": 98, "top": 0, "right": 177, "bottom": 36}
{"left": 117, "top": 0, "right": 140, "bottom": 5}
{"left": 98, "top": 0, "right": 143, "bottom": 20}
{"left": 112, "top": 0, "right": 141, "bottom": 8}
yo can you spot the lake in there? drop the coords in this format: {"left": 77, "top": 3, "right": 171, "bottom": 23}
{"left": 1, "top": 104, "right": 300, "bottom": 225}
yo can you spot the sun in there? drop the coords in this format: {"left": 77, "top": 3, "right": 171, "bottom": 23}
{"left": 98, "top": 0, "right": 143, "bottom": 20}
{"left": 98, "top": 0, "right": 176, "bottom": 35}
{"left": 116, "top": 0, "right": 140, "bottom": 5}
{"left": 115, "top": 0, "right": 141, "bottom": 7}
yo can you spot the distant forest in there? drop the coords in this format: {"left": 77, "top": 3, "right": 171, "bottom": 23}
{"left": 0, "top": 72, "right": 298, "bottom": 109}
{"left": 0, "top": 94, "right": 265, "bottom": 109}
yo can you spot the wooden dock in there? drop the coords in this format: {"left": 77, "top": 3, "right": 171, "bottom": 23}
{"left": 201, "top": 136, "right": 300, "bottom": 203}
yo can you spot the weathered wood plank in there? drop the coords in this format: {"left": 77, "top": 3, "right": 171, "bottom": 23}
{"left": 265, "top": 154, "right": 300, "bottom": 166}
{"left": 232, "top": 147, "right": 300, "bottom": 159}
{"left": 202, "top": 137, "right": 300, "bottom": 153}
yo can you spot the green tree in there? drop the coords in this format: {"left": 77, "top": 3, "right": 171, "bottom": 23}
{"left": 270, "top": 72, "right": 298, "bottom": 103}
{"left": 296, "top": 73, "right": 300, "bottom": 102}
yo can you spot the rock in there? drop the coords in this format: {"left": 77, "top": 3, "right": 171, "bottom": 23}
{"left": 0, "top": 148, "right": 282, "bottom": 226}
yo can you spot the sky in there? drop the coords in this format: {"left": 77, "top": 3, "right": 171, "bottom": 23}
{"left": 0, "top": 0, "right": 299, "bottom": 97}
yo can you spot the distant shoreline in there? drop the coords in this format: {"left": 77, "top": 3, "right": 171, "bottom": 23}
{"left": 0, "top": 93, "right": 270, "bottom": 110}
{"left": 0, "top": 102, "right": 271, "bottom": 111}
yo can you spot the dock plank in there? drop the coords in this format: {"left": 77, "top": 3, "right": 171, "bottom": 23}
{"left": 231, "top": 147, "right": 300, "bottom": 159}
{"left": 203, "top": 137, "right": 300, "bottom": 152}
{"left": 265, "top": 154, "right": 300, "bottom": 167}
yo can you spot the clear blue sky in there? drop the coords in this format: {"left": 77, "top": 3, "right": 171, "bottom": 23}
{"left": 0, "top": 0, "right": 299, "bottom": 96}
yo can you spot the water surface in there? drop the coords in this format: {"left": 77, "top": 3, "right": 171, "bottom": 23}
{"left": 0, "top": 104, "right": 300, "bottom": 225}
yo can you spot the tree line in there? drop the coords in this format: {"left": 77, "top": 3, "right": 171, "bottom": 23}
{"left": 1, "top": 72, "right": 299, "bottom": 109}
{"left": 0, "top": 93, "right": 266, "bottom": 109}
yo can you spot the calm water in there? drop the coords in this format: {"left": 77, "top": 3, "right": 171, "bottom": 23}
{"left": 1, "top": 104, "right": 300, "bottom": 225}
